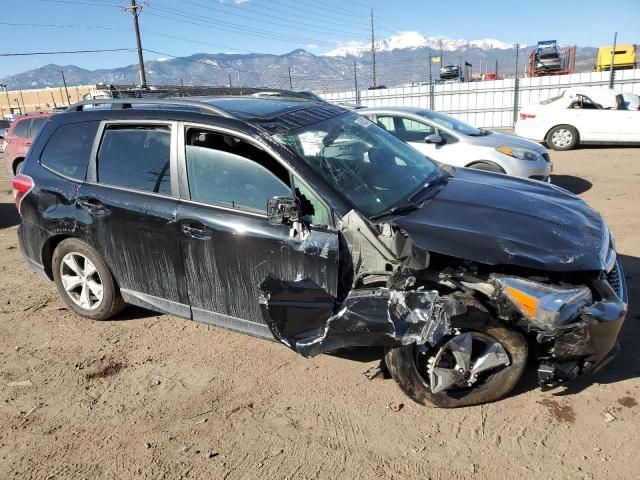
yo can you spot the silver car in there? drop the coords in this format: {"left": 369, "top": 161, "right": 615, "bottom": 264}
{"left": 358, "top": 107, "right": 552, "bottom": 180}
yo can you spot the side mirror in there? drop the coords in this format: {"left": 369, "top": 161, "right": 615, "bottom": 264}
{"left": 267, "top": 196, "right": 300, "bottom": 226}
{"left": 425, "top": 133, "right": 444, "bottom": 144}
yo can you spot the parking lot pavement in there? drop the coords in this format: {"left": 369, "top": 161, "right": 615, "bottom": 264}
{"left": 0, "top": 149, "right": 639, "bottom": 479}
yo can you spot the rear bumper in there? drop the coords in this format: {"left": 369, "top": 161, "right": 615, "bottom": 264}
{"left": 538, "top": 261, "right": 628, "bottom": 386}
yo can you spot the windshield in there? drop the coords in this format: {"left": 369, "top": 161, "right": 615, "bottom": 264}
{"left": 275, "top": 112, "right": 442, "bottom": 216}
{"left": 541, "top": 93, "right": 564, "bottom": 105}
{"left": 416, "top": 110, "right": 485, "bottom": 136}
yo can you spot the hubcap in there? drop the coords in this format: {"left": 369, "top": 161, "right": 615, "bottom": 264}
{"left": 420, "top": 332, "right": 511, "bottom": 394}
{"left": 551, "top": 128, "right": 572, "bottom": 148}
{"left": 60, "top": 253, "right": 103, "bottom": 310}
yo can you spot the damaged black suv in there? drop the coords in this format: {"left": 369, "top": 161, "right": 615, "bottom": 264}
{"left": 14, "top": 97, "right": 627, "bottom": 407}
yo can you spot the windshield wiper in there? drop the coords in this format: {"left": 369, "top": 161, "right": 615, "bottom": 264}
{"left": 408, "top": 172, "right": 452, "bottom": 202}
{"left": 369, "top": 202, "right": 420, "bottom": 220}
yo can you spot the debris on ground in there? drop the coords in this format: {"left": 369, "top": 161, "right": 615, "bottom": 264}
{"left": 7, "top": 379, "right": 32, "bottom": 387}
{"left": 362, "top": 365, "right": 384, "bottom": 381}
{"left": 387, "top": 402, "right": 403, "bottom": 412}
{"left": 601, "top": 409, "right": 617, "bottom": 423}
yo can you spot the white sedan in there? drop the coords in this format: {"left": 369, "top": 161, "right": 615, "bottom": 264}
{"left": 515, "top": 87, "right": 640, "bottom": 150}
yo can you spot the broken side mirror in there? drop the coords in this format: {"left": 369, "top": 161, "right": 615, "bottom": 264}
{"left": 425, "top": 133, "right": 444, "bottom": 145}
{"left": 267, "top": 196, "right": 300, "bottom": 226}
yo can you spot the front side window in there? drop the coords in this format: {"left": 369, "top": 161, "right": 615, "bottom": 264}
{"left": 97, "top": 125, "right": 171, "bottom": 195}
{"left": 293, "top": 177, "right": 331, "bottom": 227}
{"left": 12, "top": 119, "right": 30, "bottom": 138}
{"left": 397, "top": 117, "right": 435, "bottom": 142}
{"left": 40, "top": 121, "right": 99, "bottom": 180}
{"left": 185, "top": 129, "right": 290, "bottom": 213}
{"left": 275, "top": 113, "right": 442, "bottom": 216}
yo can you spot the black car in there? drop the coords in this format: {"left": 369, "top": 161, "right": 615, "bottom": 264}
{"left": 13, "top": 97, "right": 627, "bottom": 408}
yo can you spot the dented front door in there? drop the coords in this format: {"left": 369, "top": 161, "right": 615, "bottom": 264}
{"left": 176, "top": 201, "right": 341, "bottom": 337}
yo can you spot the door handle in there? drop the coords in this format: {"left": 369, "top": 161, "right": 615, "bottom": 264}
{"left": 181, "top": 223, "right": 212, "bottom": 239}
{"left": 25, "top": 142, "right": 32, "bottom": 146}
{"left": 76, "top": 197, "right": 107, "bottom": 214}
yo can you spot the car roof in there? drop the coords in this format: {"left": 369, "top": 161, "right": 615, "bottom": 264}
{"left": 358, "top": 106, "right": 426, "bottom": 114}
{"left": 68, "top": 96, "right": 349, "bottom": 134}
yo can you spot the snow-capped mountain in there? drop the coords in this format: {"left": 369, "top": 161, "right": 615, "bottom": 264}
{"left": 323, "top": 31, "right": 514, "bottom": 57}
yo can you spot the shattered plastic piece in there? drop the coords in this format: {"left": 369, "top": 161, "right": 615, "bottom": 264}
{"left": 601, "top": 409, "right": 617, "bottom": 423}
{"left": 362, "top": 365, "right": 383, "bottom": 381}
{"left": 386, "top": 402, "right": 403, "bottom": 412}
{"left": 259, "top": 275, "right": 461, "bottom": 357}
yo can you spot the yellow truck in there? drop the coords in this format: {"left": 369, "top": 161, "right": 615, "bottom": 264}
{"left": 594, "top": 44, "right": 638, "bottom": 72}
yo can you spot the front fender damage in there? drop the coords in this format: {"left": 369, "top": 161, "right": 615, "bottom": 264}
{"left": 259, "top": 275, "right": 465, "bottom": 357}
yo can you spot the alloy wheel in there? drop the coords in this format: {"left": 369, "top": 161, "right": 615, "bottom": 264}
{"left": 59, "top": 252, "right": 104, "bottom": 310}
{"left": 416, "top": 331, "right": 511, "bottom": 394}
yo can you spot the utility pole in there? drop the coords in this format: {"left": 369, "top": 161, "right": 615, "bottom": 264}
{"left": 370, "top": 9, "right": 377, "bottom": 88}
{"left": 495, "top": 60, "right": 498, "bottom": 76}
{"left": 353, "top": 59, "right": 359, "bottom": 104}
{"left": 19, "top": 89, "right": 26, "bottom": 114}
{"left": 609, "top": 31, "right": 617, "bottom": 89}
{"left": 122, "top": 0, "right": 147, "bottom": 87}
{"left": 237, "top": 70, "right": 242, "bottom": 95}
{"left": 428, "top": 53, "right": 434, "bottom": 109}
{"left": 1, "top": 85, "right": 10, "bottom": 114}
{"left": 228, "top": 72, "right": 232, "bottom": 88}
{"left": 288, "top": 67, "right": 293, "bottom": 90}
{"left": 60, "top": 70, "right": 70, "bottom": 105}
{"left": 513, "top": 44, "right": 520, "bottom": 126}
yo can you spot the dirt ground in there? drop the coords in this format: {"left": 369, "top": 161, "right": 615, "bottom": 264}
{"left": 0, "top": 148, "right": 638, "bottom": 480}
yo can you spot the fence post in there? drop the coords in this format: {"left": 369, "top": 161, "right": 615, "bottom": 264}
{"left": 609, "top": 31, "right": 617, "bottom": 89}
{"left": 428, "top": 53, "right": 434, "bottom": 110}
{"left": 513, "top": 43, "right": 520, "bottom": 127}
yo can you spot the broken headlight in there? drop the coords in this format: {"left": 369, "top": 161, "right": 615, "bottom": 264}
{"left": 494, "top": 276, "right": 592, "bottom": 331}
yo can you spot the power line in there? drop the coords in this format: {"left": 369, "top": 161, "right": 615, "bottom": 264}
{"left": 173, "top": 0, "right": 368, "bottom": 38}
{"left": 0, "top": 21, "right": 127, "bottom": 30}
{"left": 145, "top": 8, "right": 334, "bottom": 47}
{"left": 0, "top": 48, "right": 133, "bottom": 57}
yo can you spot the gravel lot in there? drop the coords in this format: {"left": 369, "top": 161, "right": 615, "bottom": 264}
{"left": 0, "top": 148, "right": 638, "bottom": 479}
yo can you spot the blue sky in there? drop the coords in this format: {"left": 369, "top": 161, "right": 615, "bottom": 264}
{"left": 1, "top": 0, "right": 638, "bottom": 77}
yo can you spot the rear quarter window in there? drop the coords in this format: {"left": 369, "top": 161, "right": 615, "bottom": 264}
{"left": 40, "top": 121, "right": 100, "bottom": 180}
{"left": 11, "top": 119, "right": 30, "bottom": 138}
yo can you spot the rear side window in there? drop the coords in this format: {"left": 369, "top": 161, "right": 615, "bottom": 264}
{"left": 97, "top": 125, "right": 171, "bottom": 195}
{"left": 40, "top": 121, "right": 99, "bottom": 180}
{"left": 12, "top": 119, "right": 30, "bottom": 138}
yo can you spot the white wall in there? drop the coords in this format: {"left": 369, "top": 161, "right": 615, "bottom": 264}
{"left": 321, "top": 69, "right": 640, "bottom": 128}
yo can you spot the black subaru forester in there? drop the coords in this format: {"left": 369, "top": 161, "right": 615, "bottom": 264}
{"left": 13, "top": 96, "right": 627, "bottom": 407}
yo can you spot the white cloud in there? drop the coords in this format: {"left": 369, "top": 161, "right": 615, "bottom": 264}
{"left": 306, "top": 43, "right": 319, "bottom": 50}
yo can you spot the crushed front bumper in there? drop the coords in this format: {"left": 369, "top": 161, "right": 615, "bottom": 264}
{"left": 538, "top": 260, "right": 628, "bottom": 386}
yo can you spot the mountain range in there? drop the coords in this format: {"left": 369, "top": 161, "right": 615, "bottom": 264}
{"left": 0, "top": 32, "right": 599, "bottom": 93}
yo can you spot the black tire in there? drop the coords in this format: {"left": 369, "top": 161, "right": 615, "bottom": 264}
{"left": 546, "top": 125, "right": 579, "bottom": 151}
{"left": 385, "top": 305, "right": 527, "bottom": 408}
{"left": 52, "top": 238, "right": 126, "bottom": 321}
{"left": 467, "top": 161, "right": 506, "bottom": 174}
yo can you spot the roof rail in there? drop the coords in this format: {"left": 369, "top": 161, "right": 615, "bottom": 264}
{"left": 65, "top": 98, "right": 234, "bottom": 118}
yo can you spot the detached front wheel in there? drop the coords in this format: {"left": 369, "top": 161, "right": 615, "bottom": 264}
{"left": 386, "top": 323, "right": 527, "bottom": 408}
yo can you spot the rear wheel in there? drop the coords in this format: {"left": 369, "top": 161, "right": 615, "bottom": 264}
{"left": 467, "top": 161, "right": 505, "bottom": 174}
{"left": 52, "top": 238, "right": 125, "bottom": 320}
{"left": 386, "top": 312, "right": 527, "bottom": 408}
{"left": 547, "top": 125, "right": 578, "bottom": 151}
{"left": 14, "top": 159, "right": 24, "bottom": 175}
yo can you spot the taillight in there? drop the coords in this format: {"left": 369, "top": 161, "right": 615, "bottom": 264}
{"left": 519, "top": 113, "right": 536, "bottom": 120}
{"left": 11, "top": 174, "right": 34, "bottom": 214}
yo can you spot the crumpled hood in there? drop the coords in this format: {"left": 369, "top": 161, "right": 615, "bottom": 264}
{"left": 392, "top": 168, "right": 607, "bottom": 272}
{"left": 466, "top": 131, "right": 547, "bottom": 154}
